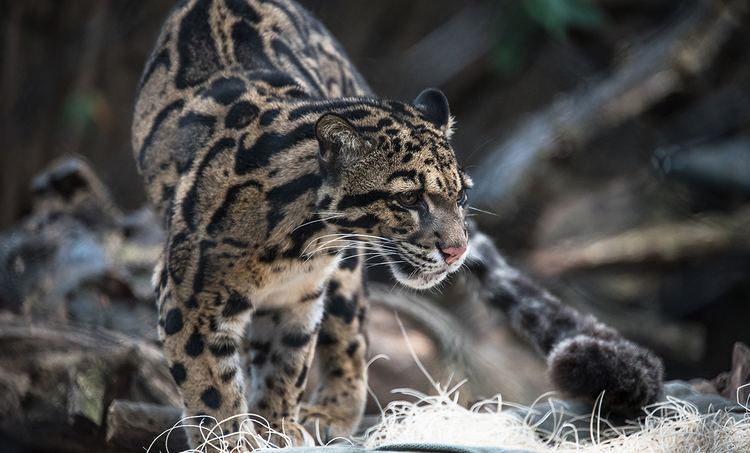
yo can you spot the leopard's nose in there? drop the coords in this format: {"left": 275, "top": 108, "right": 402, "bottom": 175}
{"left": 438, "top": 244, "right": 467, "bottom": 265}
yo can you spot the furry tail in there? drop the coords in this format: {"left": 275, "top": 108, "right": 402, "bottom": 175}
{"left": 466, "top": 222, "right": 664, "bottom": 415}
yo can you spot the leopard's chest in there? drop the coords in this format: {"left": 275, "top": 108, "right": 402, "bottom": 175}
{"left": 250, "top": 255, "right": 340, "bottom": 310}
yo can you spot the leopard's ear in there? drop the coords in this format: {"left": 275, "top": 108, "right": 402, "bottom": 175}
{"left": 413, "top": 88, "right": 455, "bottom": 139}
{"left": 315, "top": 113, "right": 370, "bottom": 167}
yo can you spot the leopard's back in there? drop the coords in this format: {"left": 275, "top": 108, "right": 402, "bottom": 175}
{"left": 132, "top": 0, "right": 370, "bottom": 220}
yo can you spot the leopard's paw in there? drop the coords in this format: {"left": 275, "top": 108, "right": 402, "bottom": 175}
{"left": 256, "top": 420, "right": 313, "bottom": 448}
{"left": 548, "top": 334, "right": 664, "bottom": 416}
{"left": 298, "top": 404, "right": 359, "bottom": 444}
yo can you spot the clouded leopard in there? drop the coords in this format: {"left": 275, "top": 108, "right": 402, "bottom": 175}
{"left": 133, "top": 0, "right": 663, "bottom": 449}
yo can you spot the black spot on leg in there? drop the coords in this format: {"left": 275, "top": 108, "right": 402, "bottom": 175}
{"left": 317, "top": 330, "right": 336, "bottom": 346}
{"left": 251, "top": 351, "right": 267, "bottom": 365}
{"left": 164, "top": 308, "right": 183, "bottom": 335}
{"left": 295, "top": 365, "right": 308, "bottom": 387}
{"left": 170, "top": 362, "right": 187, "bottom": 385}
{"left": 249, "top": 341, "right": 270, "bottom": 353}
{"left": 346, "top": 341, "right": 359, "bottom": 357}
{"left": 249, "top": 341, "right": 270, "bottom": 365}
{"left": 330, "top": 367, "right": 344, "bottom": 378}
{"left": 201, "top": 386, "right": 222, "bottom": 409}
{"left": 222, "top": 292, "right": 252, "bottom": 317}
{"left": 254, "top": 308, "right": 272, "bottom": 317}
{"left": 282, "top": 331, "right": 311, "bottom": 348}
{"left": 195, "top": 413, "right": 211, "bottom": 425}
{"left": 185, "top": 296, "right": 199, "bottom": 309}
{"left": 221, "top": 368, "right": 237, "bottom": 382}
{"left": 326, "top": 292, "right": 357, "bottom": 324}
{"left": 209, "top": 339, "right": 237, "bottom": 357}
{"left": 339, "top": 247, "right": 359, "bottom": 271}
{"left": 158, "top": 265, "right": 168, "bottom": 290}
{"left": 185, "top": 330, "right": 205, "bottom": 357}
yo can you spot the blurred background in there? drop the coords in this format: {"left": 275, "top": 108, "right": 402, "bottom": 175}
{"left": 1, "top": 0, "right": 749, "bottom": 450}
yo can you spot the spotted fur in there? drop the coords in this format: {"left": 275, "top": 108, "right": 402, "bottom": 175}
{"left": 133, "top": 0, "right": 471, "bottom": 448}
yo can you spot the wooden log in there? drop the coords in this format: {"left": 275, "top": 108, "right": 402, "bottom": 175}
{"left": 528, "top": 209, "right": 750, "bottom": 276}
{"left": 729, "top": 342, "right": 750, "bottom": 405}
{"left": 104, "top": 401, "right": 386, "bottom": 452}
{"left": 713, "top": 342, "right": 750, "bottom": 405}
{"left": 0, "top": 314, "right": 179, "bottom": 452}
{"left": 105, "top": 400, "right": 187, "bottom": 453}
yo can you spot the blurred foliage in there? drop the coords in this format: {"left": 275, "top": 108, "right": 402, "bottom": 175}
{"left": 492, "top": 0, "right": 606, "bottom": 74}
{"left": 63, "top": 90, "right": 107, "bottom": 130}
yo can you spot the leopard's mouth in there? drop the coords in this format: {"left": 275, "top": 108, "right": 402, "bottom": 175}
{"left": 381, "top": 243, "right": 466, "bottom": 289}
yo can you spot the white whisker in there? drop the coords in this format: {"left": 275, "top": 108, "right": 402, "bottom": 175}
{"left": 468, "top": 205, "right": 498, "bottom": 217}
{"left": 291, "top": 214, "right": 344, "bottom": 232}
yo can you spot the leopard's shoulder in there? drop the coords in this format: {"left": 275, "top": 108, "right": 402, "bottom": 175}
{"left": 132, "top": 0, "right": 371, "bottom": 222}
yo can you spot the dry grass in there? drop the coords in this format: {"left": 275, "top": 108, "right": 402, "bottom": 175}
{"left": 149, "top": 384, "right": 749, "bottom": 453}
{"left": 363, "top": 383, "right": 750, "bottom": 453}
{"left": 149, "top": 324, "right": 749, "bottom": 453}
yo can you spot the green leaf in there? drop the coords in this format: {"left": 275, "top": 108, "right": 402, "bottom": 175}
{"left": 491, "top": 5, "right": 536, "bottom": 74}
{"left": 63, "top": 91, "right": 99, "bottom": 129}
{"left": 523, "top": 0, "right": 606, "bottom": 39}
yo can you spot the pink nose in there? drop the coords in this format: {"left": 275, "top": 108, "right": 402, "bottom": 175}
{"left": 440, "top": 245, "right": 467, "bottom": 265}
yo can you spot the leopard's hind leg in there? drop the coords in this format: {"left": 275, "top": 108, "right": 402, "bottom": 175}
{"left": 245, "top": 294, "right": 325, "bottom": 445}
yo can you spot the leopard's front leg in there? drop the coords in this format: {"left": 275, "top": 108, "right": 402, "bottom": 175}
{"left": 157, "top": 260, "right": 256, "bottom": 451}
{"left": 299, "top": 263, "right": 368, "bottom": 443}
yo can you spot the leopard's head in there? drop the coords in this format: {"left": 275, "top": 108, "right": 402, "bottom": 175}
{"left": 316, "top": 88, "right": 471, "bottom": 289}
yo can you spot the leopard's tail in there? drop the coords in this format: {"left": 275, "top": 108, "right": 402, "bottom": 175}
{"left": 466, "top": 222, "right": 664, "bottom": 415}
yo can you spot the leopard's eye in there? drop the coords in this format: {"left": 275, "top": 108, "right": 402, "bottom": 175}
{"left": 396, "top": 191, "right": 421, "bottom": 208}
{"left": 457, "top": 189, "right": 468, "bottom": 207}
